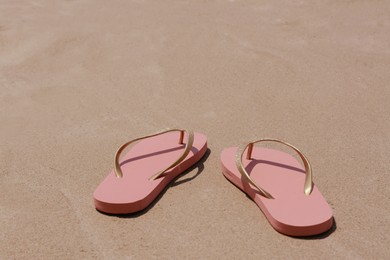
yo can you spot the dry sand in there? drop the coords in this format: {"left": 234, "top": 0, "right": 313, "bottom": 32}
{"left": 1, "top": 0, "right": 389, "bottom": 259}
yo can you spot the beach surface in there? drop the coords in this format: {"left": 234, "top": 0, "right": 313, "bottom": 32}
{"left": 1, "top": 0, "right": 389, "bottom": 259}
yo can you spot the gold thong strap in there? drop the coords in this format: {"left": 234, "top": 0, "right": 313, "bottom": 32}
{"left": 235, "top": 138, "right": 313, "bottom": 199}
{"left": 114, "top": 128, "right": 194, "bottom": 180}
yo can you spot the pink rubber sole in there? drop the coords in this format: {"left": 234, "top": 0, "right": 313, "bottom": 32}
{"left": 221, "top": 147, "right": 333, "bottom": 236}
{"left": 94, "top": 132, "right": 207, "bottom": 214}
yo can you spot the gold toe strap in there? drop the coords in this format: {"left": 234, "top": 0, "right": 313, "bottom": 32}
{"left": 114, "top": 128, "right": 194, "bottom": 180}
{"left": 236, "top": 138, "right": 313, "bottom": 199}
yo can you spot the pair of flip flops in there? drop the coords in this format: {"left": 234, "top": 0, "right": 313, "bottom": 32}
{"left": 93, "top": 129, "right": 333, "bottom": 236}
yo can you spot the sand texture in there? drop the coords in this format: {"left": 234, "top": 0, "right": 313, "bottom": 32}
{"left": 1, "top": 0, "right": 389, "bottom": 259}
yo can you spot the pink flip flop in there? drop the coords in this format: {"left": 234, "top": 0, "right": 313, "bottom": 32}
{"left": 221, "top": 139, "right": 333, "bottom": 236}
{"left": 94, "top": 128, "right": 207, "bottom": 214}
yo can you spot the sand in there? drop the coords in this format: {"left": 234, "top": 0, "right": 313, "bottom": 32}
{"left": 1, "top": 0, "right": 389, "bottom": 259}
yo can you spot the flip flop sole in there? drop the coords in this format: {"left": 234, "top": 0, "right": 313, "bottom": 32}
{"left": 221, "top": 147, "right": 333, "bottom": 236}
{"left": 94, "top": 132, "right": 207, "bottom": 214}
